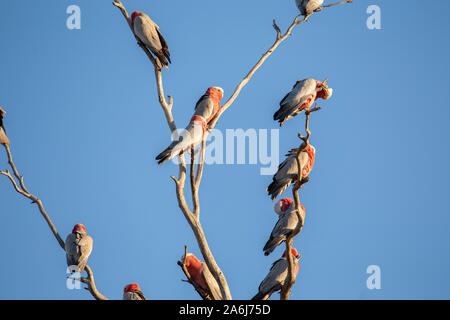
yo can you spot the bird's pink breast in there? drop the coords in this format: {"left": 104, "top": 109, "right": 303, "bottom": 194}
{"left": 302, "top": 145, "right": 315, "bottom": 177}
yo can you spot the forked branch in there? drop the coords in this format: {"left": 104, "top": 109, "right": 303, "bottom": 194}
{"left": 1, "top": 136, "right": 107, "bottom": 300}
{"left": 113, "top": 0, "right": 232, "bottom": 300}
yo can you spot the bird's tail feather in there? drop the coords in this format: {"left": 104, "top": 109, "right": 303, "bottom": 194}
{"left": 267, "top": 181, "right": 287, "bottom": 201}
{"left": 156, "top": 52, "right": 169, "bottom": 69}
{"left": 273, "top": 109, "right": 288, "bottom": 127}
{"left": 263, "top": 237, "right": 283, "bottom": 256}
{"left": 251, "top": 291, "right": 269, "bottom": 300}
{"left": 156, "top": 147, "right": 177, "bottom": 165}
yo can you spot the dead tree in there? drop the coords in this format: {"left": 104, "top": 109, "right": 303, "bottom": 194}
{"left": 0, "top": 0, "right": 352, "bottom": 300}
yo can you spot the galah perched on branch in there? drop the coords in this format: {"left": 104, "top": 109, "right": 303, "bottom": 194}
{"left": 0, "top": 106, "right": 10, "bottom": 146}
{"left": 295, "top": 0, "right": 324, "bottom": 16}
{"left": 182, "top": 253, "right": 223, "bottom": 300}
{"left": 252, "top": 248, "right": 301, "bottom": 300}
{"left": 65, "top": 224, "right": 93, "bottom": 274}
{"left": 131, "top": 11, "right": 171, "bottom": 70}
{"left": 156, "top": 87, "right": 224, "bottom": 165}
{"left": 263, "top": 199, "right": 306, "bottom": 256}
{"left": 123, "top": 283, "right": 146, "bottom": 300}
{"left": 273, "top": 78, "right": 332, "bottom": 126}
{"left": 267, "top": 142, "right": 315, "bottom": 200}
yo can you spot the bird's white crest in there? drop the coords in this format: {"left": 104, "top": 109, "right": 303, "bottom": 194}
{"left": 212, "top": 87, "right": 224, "bottom": 95}
{"left": 181, "top": 253, "right": 194, "bottom": 261}
{"left": 323, "top": 87, "right": 333, "bottom": 99}
{"left": 274, "top": 200, "right": 284, "bottom": 215}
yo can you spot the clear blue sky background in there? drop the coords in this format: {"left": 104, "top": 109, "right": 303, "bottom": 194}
{"left": 1, "top": 0, "right": 449, "bottom": 300}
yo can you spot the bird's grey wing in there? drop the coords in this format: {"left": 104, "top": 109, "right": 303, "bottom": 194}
{"left": 282, "top": 80, "right": 316, "bottom": 109}
{"left": 134, "top": 15, "right": 162, "bottom": 51}
{"left": 273, "top": 210, "right": 298, "bottom": 237}
{"left": 267, "top": 149, "right": 299, "bottom": 199}
{"left": 264, "top": 213, "right": 293, "bottom": 255}
{"left": 156, "top": 28, "right": 171, "bottom": 62}
{"left": 275, "top": 149, "right": 300, "bottom": 182}
{"left": 77, "top": 234, "right": 93, "bottom": 272}
{"left": 258, "top": 258, "right": 287, "bottom": 298}
{"left": 65, "top": 233, "right": 79, "bottom": 267}
{"left": 275, "top": 80, "right": 315, "bottom": 124}
{"left": 155, "top": 28, "right": 168, "bottom": 49}
{"left": 267, "top": 209, "right": 301, "bottom": 251}
{"left": 194, "top": 96, "right": 215, "bottom": 120}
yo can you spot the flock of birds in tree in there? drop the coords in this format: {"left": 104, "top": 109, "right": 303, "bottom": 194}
{"left": 0, "top": 0, "right": 335, "bottom": 300}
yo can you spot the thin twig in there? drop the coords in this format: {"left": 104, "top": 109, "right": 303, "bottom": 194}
{"left": 323, "top": 0, "right": 353, "bottom": 9}
{"left": 1, "top": 144, "right": 65, "bottom": 249}
{"left": 1, "top": 119, "right": 107, "bottom": 300}
{"left": 195, "top": 138, "right": 206, "bottom": 190}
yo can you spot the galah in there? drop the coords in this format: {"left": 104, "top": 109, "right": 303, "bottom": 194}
{"left": 263, "top": 198, "right": 306, "bottom": 256}
{"left": 182, "top": 253, "right": 223, "bottom": 300}
{"left": 65, "top": 224, "right": 93, "bottom": 274}
{"left": 295, "top": 0, "right": 324, "bottom": 16}
{"left": 131, "top": 11, "right": 171, "bottom": 69}
{"left": 123, "top": 283, "right": 146, "bottom": 300}
{"left": 267, "top": 142, "right": 315, "bottom": 201}
{"left": 252, "top": 248, "right": 301, "bottom": 300}
{"left": 0, "top": 106, "right": 10, "bottom": 146}
{"left": 156, "top": 87, "right": 224, "bottom": 165}
{"left": 273, "top": 78, "right": 332, "bottom": 126}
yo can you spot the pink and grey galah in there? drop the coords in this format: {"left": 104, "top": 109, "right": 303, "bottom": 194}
{"left": 156, "top": 87, "right": 224, "bottom": 165}
{"left": 123, "top": 283, "right": 146, "bottom": 300}
{"left": 131, "top": 11, "right": 171, "bottom": 70}
{"left": 263, "top": 198, "right": 306, "bottom": 256}
{"left": 64, "top": 224, "right": 93, "bottom": 274}
{"left": 252, "top": 248, "right": 301, "bottom": 300}
{"left": 0, "top": 106, "right": 10, "bottom": 146}
{"left": 295, "top": 0, "right": 324, "bottom": 16}
{"left": 267, "top": 142, "right": 316, "bottom": 201}
{"left": 182, "top": 253, "right": 223, "bottom": 300}
{"left": 273, "top": 78, "right": 332, "bottom": 126}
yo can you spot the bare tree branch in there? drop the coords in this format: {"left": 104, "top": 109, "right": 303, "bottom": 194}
{"left": 113, "top": 0, "right": 232, "bottom": 300}
{"left": 1, "top": 115, "right": 107, "bottom": 300}
{"left": 280, "top": 107, "right": 321, "bottom": 300}
{"left": 322, "top": 0, "right": 353, "bottom": 9}
{"left": 195, "top": 139, "right": 206, "bottom": 192}
{"left": 207, "top": 0, "right": 352, "bottom": 131}
{"left": 80, "top": 265, "right": 108, "bottom": 300}
{"left": 1, "top": 144, "right": 65, "bottom": 249}
{"left": 113, "top": 0, "right": 351, "bottom": 300}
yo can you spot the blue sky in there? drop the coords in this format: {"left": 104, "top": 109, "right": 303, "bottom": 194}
{"left": 1, "top": 0, "right": 450, "bottom": 299}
